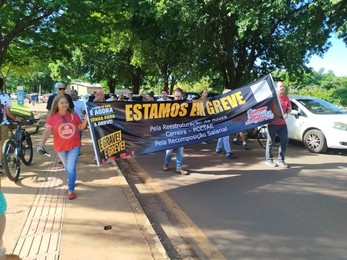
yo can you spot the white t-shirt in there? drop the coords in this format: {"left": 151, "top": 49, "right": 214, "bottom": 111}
{"left": 0, "top": 93, "right": 12, "bottom": 125}
{"left": 157, "top": 97, "right": 170, "bottom": 101}
{"left": 73, "top": 99, "right": 86, "bottom": 121}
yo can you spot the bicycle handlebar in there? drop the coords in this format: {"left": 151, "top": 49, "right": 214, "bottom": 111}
{"left": 6, "top": 118, "right": 39, "bottom": 128}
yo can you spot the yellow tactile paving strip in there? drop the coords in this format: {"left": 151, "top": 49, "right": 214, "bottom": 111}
{"left": 13, "top": 155, "right": 66, "bottom": 260}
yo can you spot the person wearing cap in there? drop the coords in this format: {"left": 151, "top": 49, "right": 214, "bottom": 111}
{"left": 149, "top": 91, "right": 156, "bottom": 101}
{"left": 88, "top": 92, "right": 96, "bottom": 102}
{"left": 46, "top": 82, "right": 74, "bottom": 112}
{"left": 93, "top": 89, "right": 105, "bottom": 102}
{"left": 143, "top": 91, "right": 155, "bottom": 102}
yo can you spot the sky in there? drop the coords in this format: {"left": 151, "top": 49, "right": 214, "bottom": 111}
{"left": 307, "top": 35, "right": 347, "bottom": 77}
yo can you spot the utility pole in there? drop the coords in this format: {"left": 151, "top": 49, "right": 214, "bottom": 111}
{"left": 39, "top": 85, "right": 42, "bottom": 103}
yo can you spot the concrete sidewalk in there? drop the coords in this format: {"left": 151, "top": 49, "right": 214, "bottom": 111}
{"left": 2, "top": 102, "right": 168, "bottom": 260}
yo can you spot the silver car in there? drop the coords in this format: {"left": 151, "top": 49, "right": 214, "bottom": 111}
{"left": 287, "top": 96, "right": 347, "bottom": 153}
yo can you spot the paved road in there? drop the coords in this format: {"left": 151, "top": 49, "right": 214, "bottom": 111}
{"left": 119, "top": 139, "right": 347, "bottom": 259}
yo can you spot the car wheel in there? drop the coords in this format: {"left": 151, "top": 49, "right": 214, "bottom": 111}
{"left": 303, "top": 129, "right": 327, "bottom": 153}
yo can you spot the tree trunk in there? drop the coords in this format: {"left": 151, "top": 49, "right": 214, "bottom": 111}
{"left": 107, "top": 78, "right": 116, "bottom": 94}
{"left": 130, "top": 67, "right": 143, "bottom": 94}
{"left": 0, "top": 37, "right": 11, "bottom": 73}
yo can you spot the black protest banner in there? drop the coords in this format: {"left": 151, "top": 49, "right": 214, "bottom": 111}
{"left": 86, "top": 74, "right": 283, "bottom": 166}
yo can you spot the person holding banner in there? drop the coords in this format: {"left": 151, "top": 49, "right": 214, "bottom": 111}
{"left": 199, "top": 89, "right": 208, "bottom": 100}
{"left": 38, "top": 95, "right": 89, "bottom": 200}
{"left": 157, "top": 89, "right": 170, "bottom": 101}
{"left": 93, "top": 89, "right": 105, "bottom": 102}
{"left": 106, "top": 93, "right": 117, "bottom": 102}
{"left": 127, "top": 92, "right": 134, "bottom": 101}
{"left": 162, "top": 88, "right": 189, "bottom": 175}
{"left": 215, "top": 89, "right": 236, "bottom": 159}
{"left": 265, "top": 81, "right": 292, "bottom": 168}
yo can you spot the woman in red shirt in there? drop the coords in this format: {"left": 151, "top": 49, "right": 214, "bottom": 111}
{"left": 39, "top": 95, "right": 88, "bottom": 200}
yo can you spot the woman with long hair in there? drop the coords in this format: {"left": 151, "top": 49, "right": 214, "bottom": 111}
{"left": 38, "top": 95, "right": 88, "bottom": 200}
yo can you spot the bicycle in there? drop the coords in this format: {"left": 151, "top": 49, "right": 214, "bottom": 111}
{"left": 256, "top": 125, "right": 268, "bottom": 149}
{"left": 2, "top": 119, "right": 37, "bottom": 182}
{"left": 256, "top": 124, "right": 282, "bottom": 149}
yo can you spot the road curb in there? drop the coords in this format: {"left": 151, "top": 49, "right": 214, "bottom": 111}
{"left": 111, "top": 160, "right": 169, "bottom": 259}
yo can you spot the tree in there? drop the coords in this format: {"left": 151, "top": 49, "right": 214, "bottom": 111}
{"left": 273, "top": 69, "right": 347, "bottom": 107}
{"left": 120, "top": 1, "right": 190, "bottom": 93}
{"left": 3, "top": 59, "right": 54, "bottom": 94}
{"left": 0, "top": 1, "right": 67, "bottom": 90}
{"left": 0, "top": 1, "right": 66, "bottom": 68}
{"left": 2, "top": 0, "right": 345, "bottom": 95}
{"left": 40, "top": 1, "right": 147, "bottom": 93}
{"left": 326, "top": 0, "right": 347, "bottom": 44}
{"left": 175, "top": 0, "right": 340, "bottom": 89}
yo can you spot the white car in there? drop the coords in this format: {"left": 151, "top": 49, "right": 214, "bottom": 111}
{"left": 287, "top": 95, "right": 347, "bottom": 153}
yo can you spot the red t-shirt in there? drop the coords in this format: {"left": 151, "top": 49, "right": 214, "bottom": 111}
{"left": 45, "top": 112, "right": 82, "bottom": 152}
{"left": 269, "top": 95, "right": 291, "bottom": 125}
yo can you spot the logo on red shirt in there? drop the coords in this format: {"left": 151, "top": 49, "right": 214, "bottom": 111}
{"left": 58, "top": 123, "right": 76, "bottom": 139}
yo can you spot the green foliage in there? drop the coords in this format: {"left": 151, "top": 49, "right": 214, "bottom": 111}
{"left": 330, "top": 86, "right": 347, "bottom": 106}
{"left": 176, "top": 76, "right": 225, "bottom": 95}
{"left": 0, "top": 1, "right": 66, "bottom": 68}
{"left": 1, "top": 0, "right": 346, "bottom": 99}
{"left": 281, "top": 69, "right": 347, "bottom": 107}
{"left": 2, "top": 59, "right": 54, "bottom": 93}
{"left": 296, "top": 85, "right": 347, "bottom": 107}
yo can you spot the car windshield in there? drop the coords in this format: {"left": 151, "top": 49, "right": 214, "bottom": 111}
{"left": 298, "top": 98, "right": 347, "bottom": 115}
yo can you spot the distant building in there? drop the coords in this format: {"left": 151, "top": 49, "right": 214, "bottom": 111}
{"left": 67, "top": 82, "right": 103, "bottom": 95}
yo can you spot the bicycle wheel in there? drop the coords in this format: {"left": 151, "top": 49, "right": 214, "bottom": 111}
{"left": 21, "top": 132, "right": 33, "bottom": 165}
{"left": 257, "top": 126, "right": 268, "bottom": 149}
{"left": 2, "top": 139, "right": 20, "bottom": 182}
